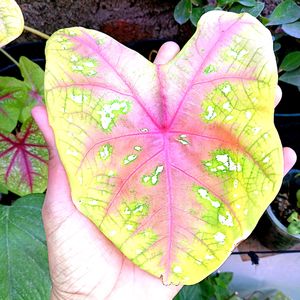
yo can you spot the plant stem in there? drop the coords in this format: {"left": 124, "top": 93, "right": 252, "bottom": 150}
{"left": 24, "top": 25, "right": 50, "bottom": 40}
{"left": 0, "top": 48, "right": 19, "bottom": 67}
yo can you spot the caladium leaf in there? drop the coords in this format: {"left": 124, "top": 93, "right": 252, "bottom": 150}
{"left": 0, "top": 77, "right": 27, "bottom": 132}
{"left": 45, "top": 11, "right": 283, "bottom": 285}
{"left": 0, "top": 119, "right": 48, "bottom": 196}
{"left": 19, "top": 56, "right": 45, "bottom": 122}
{"left": 0, "top": 0, "right": 24, "bottom": 47}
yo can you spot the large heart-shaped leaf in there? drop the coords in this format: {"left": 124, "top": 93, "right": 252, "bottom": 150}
{"left": 0, "top": 0, "right": 24, "bottom": 47}
{"left": 0, "top": 194, "right": 51, "bottom": 299}
{"left": 45, "top": 11, "right": 283, "bottom": 285}
{"left": 0, "top": 119, "right": 48, "bottom": 196}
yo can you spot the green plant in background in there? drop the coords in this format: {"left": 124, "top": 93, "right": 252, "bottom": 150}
{"left": 174, "top": 272, "right": 242, "bottom": 300}
{"left": 175, "top": 272, "right": 291, "bottom": 300}
{"left": 287, "top": 211, "right": 300, "bottom": 234}
{"left": 0, "top": 1, "right": 51, "bottom": 298}
{"left": 0, "top": 1, "right": 49, "bottom": 197}
{"left": 174, "top": 0, "right": 300, "bottom": 90}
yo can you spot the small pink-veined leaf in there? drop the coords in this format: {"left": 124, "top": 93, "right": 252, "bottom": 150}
{"left": 45, "top": 11, "right": 282, "bottom": 285}
{"left": 0, "top": 0, "right": 24, "bottom": 47}
{"left": 0, "top": 119, "right": 48, "bottom": 196}
{"left": 0, "top": 77, "right": 27, "bottom": 132}
{"left": 19, "top": 56, "right": 45, "bottom": 122}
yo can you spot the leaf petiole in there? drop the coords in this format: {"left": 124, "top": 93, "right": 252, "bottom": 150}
{"left": 24, "top": 25, "right": 50, "bottom": 40}
{"left": 0, "top": 47, "right": 19, "bottom": 67}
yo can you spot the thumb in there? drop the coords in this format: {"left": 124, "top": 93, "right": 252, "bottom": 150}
{"left": 31, "top": 105, "right": 76, "bottom": 225}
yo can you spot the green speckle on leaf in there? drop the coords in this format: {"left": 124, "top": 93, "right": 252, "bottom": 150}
{"left": 99, "top": 144, "right": 113, "bottom": 160}
{"left": 203, "top": 149, "right": 243, "bottom": 176}
{"left": 123, "top": 154, "right": 138, "bottom": 165}
{"left": 204, "top": 64, "right": 217, "bottom": 74}
{"left": 97, "top": 99, "right": 131, "bottom": 132}
{"left": 142, "top": 165, "right": 164, "bottom": 186}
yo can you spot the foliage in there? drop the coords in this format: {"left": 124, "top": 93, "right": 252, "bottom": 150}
{"left": 174, "top": 0, "right": 300, "bottom": 91}
{"left": 45, "top": 11, "right": 282, "bottom": 285}
{"left": 0, "top": 194, "right": 51, "bottom": 299}
{"left": 174, "top": 272, "right": 240, "bottom": 300}
{"left": 174, "top": 273, "right": 291, "bottom": 300}
{"left": 287, "top": 211, "right": 300, "bottom": 234}
{"left": 0, "top": 0, "right": 48, "bottom": 196}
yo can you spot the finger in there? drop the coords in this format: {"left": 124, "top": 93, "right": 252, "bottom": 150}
{"left": 31, "top": 106, "right": 76, "bottom": 219}
{"left": 283, "top": 147, "right": 297, "bottom": 175}
{"left": 154, "top": 41, "right": 180, "bottom": 65}
{"left": 274, "top": 85, "right": 282, "bottom": 108}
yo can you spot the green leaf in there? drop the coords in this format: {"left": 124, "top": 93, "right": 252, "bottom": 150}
{"left": 191, "top": 0, "right": 203, "bottom": 5}
{"left": 204, "top": 5, "right": 222, "bottom": 12}
{"left": 287, "top": 211, "right": 298, "bottom": 223}
{"left": 0, "top": 0, "right": 24, "bottom": 47}
{"left": 0, "top": 77, "right": 27, "bottom": 132}
{"left": 174, "top": 284, "right": 201, "bottom": 300}
{"left": 174, "top": 0, "right": 193, "bottom": 25}
{"left": 241, "top": 1, "right": 264, "bottom": 17}
{"left": 287, "top": 221, "right": 300, "bottom": 234}
{"left": 230, "top": 2, "right": 264, "bottom": 17}
{"left": 280, "top": 51, "right": 300, "bottom": 71}
{"left": 237, "top": 0, "right": 256, "bottom": 7}
{"left": 0, "top": 194, "right": 51, "bottom": 299}
{"left": 19, "top": 56, "right": 45, "bottom": 123}
{"left": 279, "top": 67, "right": 300, "bottom": 86}
{"left": 267, "top": 0, "right": 300, "bottom": 26}
{"left": 282, "top": 21, "right": 300, "bottom": 38}
{"left": 0, "top": 182, "right": 8, "bottom": 194}
{"left": 190, "top": 7, "right": 204, "bottom": 26}
{"left": 217, "top": 0, "right": 235, "bottom": 5}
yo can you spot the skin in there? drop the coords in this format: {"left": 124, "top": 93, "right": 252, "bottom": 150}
{"left": 32, "top": 42, "right": 297, "bottom": 300}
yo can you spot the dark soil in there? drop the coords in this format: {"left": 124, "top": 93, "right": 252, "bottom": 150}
{"left": 16, "top": 0, "right": 193, "bottom": 46}
{"left": 15, "top": 0, "right": 281, "bottom": 46}
{"left": 271, "top": 170, "right": 300, "bottom": 227}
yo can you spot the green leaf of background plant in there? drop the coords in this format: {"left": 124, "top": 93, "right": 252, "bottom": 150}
{"left": 267, "top": 0, "right": 300, "bottom": 26}
{"left": 0, "top": 194, "right": 51, "bottom": 300}
{"left": 191, "top": 0, "right": 203, "bottom": 5}
{"left": 0, "top": 0, "right": 24, "bottom": 47}
{"left": 190, "top": 7, "right": 204, "bottom": 26}
{"left": 174, "top": 0, "right": 193, "bottom": 25}
{"left": 217, "top": 0, "right": 235, "bottom": 5}
{"left": 19, "top": 56, "right": 45, "bottom": 123}
{"left": 0, "top": 77, "right": 27, "bottom": 132}
{"left": 282, "top": 21, "right": 300, "bottom": 38}
{"left": 280, "top": 51, "right": 300, "bottom": 71}
{"left": 0, "top": 182, "right": 8, "bottom": 194}
{"left": 230, "top": 2, "right": 264, "bottom": 17}
{"left": 237, "top": 0, "right": 256, "bottom": 7}
{"left": 279, "top": 67, "right": 300, "bottom": 87}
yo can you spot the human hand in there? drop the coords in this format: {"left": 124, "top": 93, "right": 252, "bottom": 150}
{"left": 32, "top": 41, "right": 296, "bottom": 300}
{"left": 32, "top": 42, "right": 183, "bottom": 300}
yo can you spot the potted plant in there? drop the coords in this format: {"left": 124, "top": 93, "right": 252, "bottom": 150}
{"left": 256, "top": 169, "right": 300, "bottom": 250}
